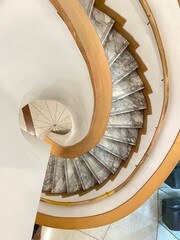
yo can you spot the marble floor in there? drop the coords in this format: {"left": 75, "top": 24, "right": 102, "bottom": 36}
{"left": 40, "top": 193, "right": 158, "bottom": 240}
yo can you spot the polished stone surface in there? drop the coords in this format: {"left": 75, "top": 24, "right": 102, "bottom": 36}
{"left": 91, "top": 8, "right": 114, "bottom": 43}
{"left": 111, "top": 91, "right": 147, "bottom": 114}
{"left": 79, "top": 0, "right": 94, "bottom": 16}
{"left": 51, "top": 158, "right": 66, "bottom": 193}
{"left": 111, "top": 50, "right": 138, "bottom": 84}
{"left": 98, "top": 138, "right": 132, "bottom": 160}
{"left": 112, "top": 71, "right": 144, "bottom": 101}
{"left": 108, "top": 111, "right": 144, "bottom": 128}
{"left": 82, "top": 153, "right": 111, "bottom": 184}
{"left": 42, "top": 154, "right": 56, "bottom": 191}
{"left": 90, "top": 146, "right": 122, "bottom": 173}
{"left": 65, "top": 159, "right": 82, "bottom": 194}
{"left": 104, "top": 128, "right": 138, "bottom": 145}
{"left": 103, "top": 29, "right": 129, "bottom": 65}
{"left": 73, "top": 157, "right": 97, "bottom": 190}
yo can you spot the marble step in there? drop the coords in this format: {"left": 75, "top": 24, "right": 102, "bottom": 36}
{"left": 42, "top": 154, "right": 56, "bottom": 192}
{"left": 90, "top": 7, "right": 115, "bottom": 44}
{"left": 111, "top": 50, "right": 138, "bottom": 84}
{"left": 112, "top": 71, "right": 144, "bottom": 102}
{"left": 90, "top": 146, "right": 122, "bottom": 173}
{"left": 51, "top": 158, "right": 67, "bottom": 194}
{"left": 79, "top": 0, "right": 95, "bottom": 16}
{"left": 111, "top": 91, "right": 147, "bottom": 115}
{"left": 108, "top": 111, "right": 144, "bottom": 128}
{"left": 82, "top": 153, "right": 111, "bottom": 184}
{"left": 103, "top": 29, "right": 129, "bottom": 66}
{"left": 104, "top": 128, "right": 138, "bottom": 145}
{"left": 98, "top": 138, "right": 132, "bottom": 161}
{"left": 65, "top": 159, "right": 82, "bottom": 194}
{"left": 73, "top": 157, "right": 97, "bottom": 191}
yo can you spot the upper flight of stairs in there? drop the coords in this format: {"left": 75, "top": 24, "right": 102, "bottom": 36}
{"left": 40, "top": 0, "right": 147, "bottom": 195}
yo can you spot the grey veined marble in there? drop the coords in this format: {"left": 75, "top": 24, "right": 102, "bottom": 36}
{"left": 65, "top": 159, "right": 82, "bottom": 194}
{"left": 104, "top": 128, "right": 139, "bottom": 145}
{"left": 112, "top": 71, "right": 144, "bottom": 102}
{"left": 91, "top": 8, "right": 114, "bottom": 43}
{"left": 73, "top": 157, "right": 97, "bottom": 190}
{"left": 82, "top": 153, "right": 111, "bottom": 184}
{"left": 98, "top": 138, "right": 132, "bottom": 160}
{"left": 111, "top": 91, "right": 147, "bottom": 115}
{"left": 111, "top": 50, "right": 138, "bottom": 84}
{"left": 103, "top": 29, "right": 129, "bottom": 66}
{"left": 90, "top": 146, "right": 122, "bottom": 173}
{"left": 42, "top": 154, "right": 56, "bottom": 191}
{"left": 51, "top": 158, "right": 67, "bottom": 193}
{"left": 108, "top": 111, "right": 144, "bottom": 128}
{"left": 79, "top": 0, "right": 95, "bottom": 16}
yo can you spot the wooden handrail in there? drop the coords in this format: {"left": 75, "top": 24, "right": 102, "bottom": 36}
{"left": 41, "top": 0, "right": 112, "bottom": 158}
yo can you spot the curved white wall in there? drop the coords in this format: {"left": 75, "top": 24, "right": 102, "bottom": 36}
{"left": 38, "top": 0, "right": 180, "bottom": 219}
{"left": 0, "top": 0, "right": 94, "bottom": 239}
{"left": 0, "top": 0, "right": 94, "bottom": 146}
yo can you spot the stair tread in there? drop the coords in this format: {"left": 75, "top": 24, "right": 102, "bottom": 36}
{"left": 91, "top": 7, "right": 114, "bottom": 43}
{"left": 90, "top": 146, "right": 122, "bottom": 173}
{"left": 65, "top": 159, "right": 82, "bottom": 194}
{"left": 104, "top": 128, "right": 138, "bottom": 145}
{"left": 108, "top": 111, "right": 144, "bottom": 128}
{"left": 112, "top": 71, "right": 144, "bottom": 101}
{"left": 42, "top": 154, "right": 56, "bottom": 192}
{"left": 73, "top": 157, "right": 97, "bottom": 191}
{"left": 79, "top": 0, "right": 95, "bottom": 16}
{"left": 111, "top": 91, "right": 147, "bottom": 115}
{"left": 82, "top": 153, "right": 111, "bottom": 184}
{"left": 51, "top": 158, "right": 67, "bottom": 193}
{"left": 103, "top": 29, "right": 129, "bottom": 66}
{"left": 98, "top": 138, "right": 132, "bottom": 160}
{"left": 111, "top": 50, "right": 138, "bottom": 84}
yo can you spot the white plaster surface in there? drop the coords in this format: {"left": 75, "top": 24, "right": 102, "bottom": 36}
{"left": 0, "top": 0, "right": 94, "bottom": 240}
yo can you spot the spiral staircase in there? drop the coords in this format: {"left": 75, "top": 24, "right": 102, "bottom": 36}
{"left": 2, "top": 0, "right": 180, "bottom": 239}
{"left": 20, "top": 0, "right": 148, "bottom": 196}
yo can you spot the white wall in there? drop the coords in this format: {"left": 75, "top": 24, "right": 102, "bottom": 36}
{"left": 0, "top": 0, "right": 94, "bottom": 239}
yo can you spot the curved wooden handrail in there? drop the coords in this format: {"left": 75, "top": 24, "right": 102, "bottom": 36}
{"left": 44, "top": 0, "right": 112, "bottom": 158}
{"left": 36, "top": 0, "right": 174, "bottom": 229}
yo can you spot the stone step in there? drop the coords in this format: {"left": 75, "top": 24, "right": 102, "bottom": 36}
{"left": 111, "top": 50, "right": 138, "bottom": 84}
{"left": 90, "top": 7, "right": 114, "bottom": 44}
{"left": 104, "top": 128, "right": 138, "bottom": 145}
{"left": 79, "top": 0, "right": 95, "bottom": 16}
{"left": 98, "top": 138, "right": 132, "bottom": 161}
{"left": 108, "top": 111, "right": 144, "bottom": 128}
{"left": 51, "top": 158, "right": 67, "bottom": 194}
{"left": 111, "top": 91, "right": 147, "bottom": 115}
{"left": 42, "top": 154, "right": 56, "bottom": 192}
{"left": 112, "top": 71, "right": 144, "bottom": 102}
{"left": 90, "top": 146, "right": 122, "bottom": 173}
{"left": 103, "top": 29, "right": 129, "bottom": 66}
{"left": 82, "top": 153, "right": 111, "bottom": 184}
{"left": 73, "top": 157, "right": 97, "bottom": 191}
{"left": 64, "top": 159, "right": 82, "bottom": 194}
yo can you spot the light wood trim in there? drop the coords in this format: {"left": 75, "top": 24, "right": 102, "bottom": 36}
{"left": 36, "top": 0, "right": 174, "bottom": 228}
{"left": 39, "top": 0, "right": 165, "bottom": 205}
{"left": 37, "top": 132, "right": 180, "bottom": 229}
{"left": 44, "top": 0, "right": 112, "bottom": 158}
{"left": 22, "top": 105, "right": 36, "bottom": 135}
